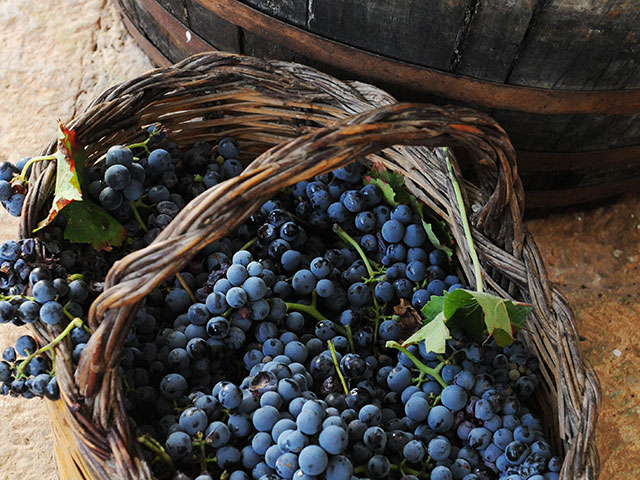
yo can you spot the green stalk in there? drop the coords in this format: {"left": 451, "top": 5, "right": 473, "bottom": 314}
{"left": 240, "top": 237, "right": 257, "bottom": 251}
{"left": 327, "top": 340, "right": 349, "bottom": 395}
{"left": 332, "top": 224, "right": 374, "bottom": 279}
{"left": 345, "top": 324, "right": 356, "bottom": 353}
{"left": 16, "top": 155, "right": 56, "bottom": 182}
{"left": 15, "top": 318, "right": 83, "bottom": 378}
{"left": 443, "top": 147, "right": 483, "bottom": 293}
{"left": 386, "top": 340, "right": 447, "bottom": 388}
{"left": 285, "top": 302, "right": 326, "bottom": 322}
{"left": 138, "top": 434, "right": 174, "bottom": 472}
{"left": 129, "top": 200, "right": 148, "bottom": 233}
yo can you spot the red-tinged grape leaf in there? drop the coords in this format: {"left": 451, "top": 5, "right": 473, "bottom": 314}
{"left": 399, "top": 311, "right": 450, "bottom": 354}
{"left": 443, "top": 289, "right": 531, "bottom": 347}
{"left": 35, "top": 122, "right": 86, "bottom": 231}
{"left": 61, "top": 201, "right": 126, "bottom": 252}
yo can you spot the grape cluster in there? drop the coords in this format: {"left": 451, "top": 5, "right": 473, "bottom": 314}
{"left": 0, "top": 160, "right": 26, "bottom": 217}
{"left": 0, "top": 129, "right": 563, "bottom": 479}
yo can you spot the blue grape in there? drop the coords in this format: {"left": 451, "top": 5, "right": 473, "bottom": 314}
{"left": 403, "top": 439, "right": 426, "bottom": 463}
{"left": 367, "top": 454, "right": 390, "bottom": 478}
{"left": 243, "top": 276, "right": 267, "bottom": 300}
{"left": 298, "top": 445, "right": 328, "bottom": 476}
{"left": 406, "top": 260, "right": 427, "bottom": 282}
{"left": 428, "top": 406, "right": 454, "bottom": 433}
{"left": 391, "top": 204, "right": 412, "bottom": 224}
{"left": 392, "top": 278, "right": 413, "bottom": 298}
{"left": 104, "top": 164, "right": 131, "bottom": 190}
{"left": 148, "top": 148, "right": 171, "bottom": 172}
{"left": 16, "top": 335, "right": 37, "bottom": 356}
{"left": 106, "top": 145, "right": 134, "bottom": 167}
{"left": 374, "top": 281, "right": 394, "bottom": 303}
{"left": 223, "top": 159, "right": 243, "bottom": 178}
{"left": 252, "top": 431, "right": 274, "bottom": 455}
{"left": 467, "top": 427, "right": 492, "bottom": 450}
{"left": 429, "top": 249, "right": 448, "bottom": 266}
{"left": 405, "top": 396, "right": 430, "bottom": 422}
{"left": 216, "top": 445, "right": 241, "bottom": 469}
{"left": 275, "top": 452, "right": 299, "bottom": 479}
{"left": 428, "top": 436, "right": 451, "bottom": 461}
{"left": 347, "top": 282, "right": 370, "bottom": 307}
{"left": 355, "top": 211, "right": 376, "bottom": 232}
{"left": 0, "top": 181, "right": 12, "bottom": 202}
{"left": 206, "top": 291, "right": 228, "bottom": 314}
{"left": 386, "top": 365, "right": 412, "bottom": 392}
{"left": 403, "top": 224, "right": 426, "bottom": 247}
{"left": 32, "top": 280, "right": 56, "bottom": 304}
{"left": 292, "top": 270, "right": 316, "bottom": 296}
{"left": 411, "top": 289, "right": 430, "bottom": 309}
{"left": 430, "top": 466, "right": 453, "bottom": 480}
{"left": 326, "top": 455, "right": 352, "bottom": 480}
{"left": 341, "top": 190, "right": 364, "bottom": 213}
{"left": 440, "top": 385, "right": 468, "bottom": 411}
{"left": 360, "top": 184, "right": 382, "bottom": 206}
{"left": 319, "top": 425, "right": 348, "bottom": 454}
{"left": 218, "top": 137, "right": 239, "bottom": 159}
{"left": 226, "top": 287, "right": 247, "bottom": 308}
{"left": 253, "top": 405, "right": 281, "bottom": 432}
{"left": 378, "top": 319, "right": 402, "bottom": 342}
{"left": 296, "top": 408, "right": 323, "bottom": 435}
{"left": 381, "top": 219, "right": 405, "bottom": 243}
{"left": 18, "top": 301, "right": 40, "bottom": 324}
{"left": 165, "top": 431, "right": 192, "bottom": 459}
{"left": 5, "top": 194, "right": 24, "bottom": 217}
{"left": 179, "top": 407, "right": 208, "bottom": 435}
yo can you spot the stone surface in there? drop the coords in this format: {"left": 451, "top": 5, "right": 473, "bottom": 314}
{"left": 0, "top": 0, "right": 637, "bottom": 478}
{"left": 0, "top": 0, "right": 152, "bottom": 478}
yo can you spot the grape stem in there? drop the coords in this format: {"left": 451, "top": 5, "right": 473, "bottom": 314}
{"left": 385, "top": 340, "right": 447, "bottom": 388}
{"left": 15, "top": 317, "right": 83, "bottom": 379}
{"left": 332, "top": 223, "right": 374, "bottom": 279}
{"left": 285, "top": 302, "right": 326, "bottom": 322}
{"left": 129, "top": 200, "right": 148, "bottom": 233}
{"left": 193, "top": 432, "right": 208, "bottom": 473}
{"left": 333, "top": 223, "right": 387, "bottom": 346}
{"left": 443, "top": 148, "right": 483, "bottom": 293}
{"left": 137, "top": 433, "right": 175, "bottom": 472}
{"left": 16, "top": 155, "right": 56, "bottom": 183}
{"left": 239, "top": 237, "right": 257, "bottom": 251}
{"left": 175, "top": 272, "right": 197, "bottom": 304}
{"left": 327, "top": 340, "right": 349, "bottom": 396}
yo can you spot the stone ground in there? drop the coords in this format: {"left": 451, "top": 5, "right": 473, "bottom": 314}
{"left": 0, "top": 0, "right": 636, "bottom": 478}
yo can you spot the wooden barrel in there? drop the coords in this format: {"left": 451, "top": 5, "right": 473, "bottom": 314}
{"left": 116, "top": 0, "right": 640, "bottom": 209}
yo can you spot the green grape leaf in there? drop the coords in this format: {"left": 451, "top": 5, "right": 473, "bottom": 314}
{"left": 443, "top": 289, "right": 531, "bottom": 347}
{"left": 401, "top": 311, "right": 450, "bottom": 354}
{"left": 421, "top": 294, "right": 446, "bottom": 322}
{"left": 363, "top": 176, "right": 398, "bottom": 207}
{"left": 35, "top": 122, "right": 87, "bottom": 230}
{"left": 364, "top": 164, "right": 412, "bottom": 207}
{"left": 35, "top": 122, "right": 126, "bottom": 251}
{"left": 410, "top": 196, "right": 454, "bottom": 258}
{"left": 61, "top": 201, "right": 126, "bottom": 251}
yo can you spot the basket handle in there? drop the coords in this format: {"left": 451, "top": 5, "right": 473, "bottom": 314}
{"left": 76, "top": 102, "right": 523, "bottom": 402}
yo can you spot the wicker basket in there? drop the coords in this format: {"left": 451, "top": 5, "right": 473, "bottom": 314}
{"left": 20, "top": 53, "right": 599, "bottom": 480}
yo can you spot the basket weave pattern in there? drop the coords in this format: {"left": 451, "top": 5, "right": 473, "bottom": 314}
{"left": 20, "top": 53, "right": 599, "bottom": 480}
